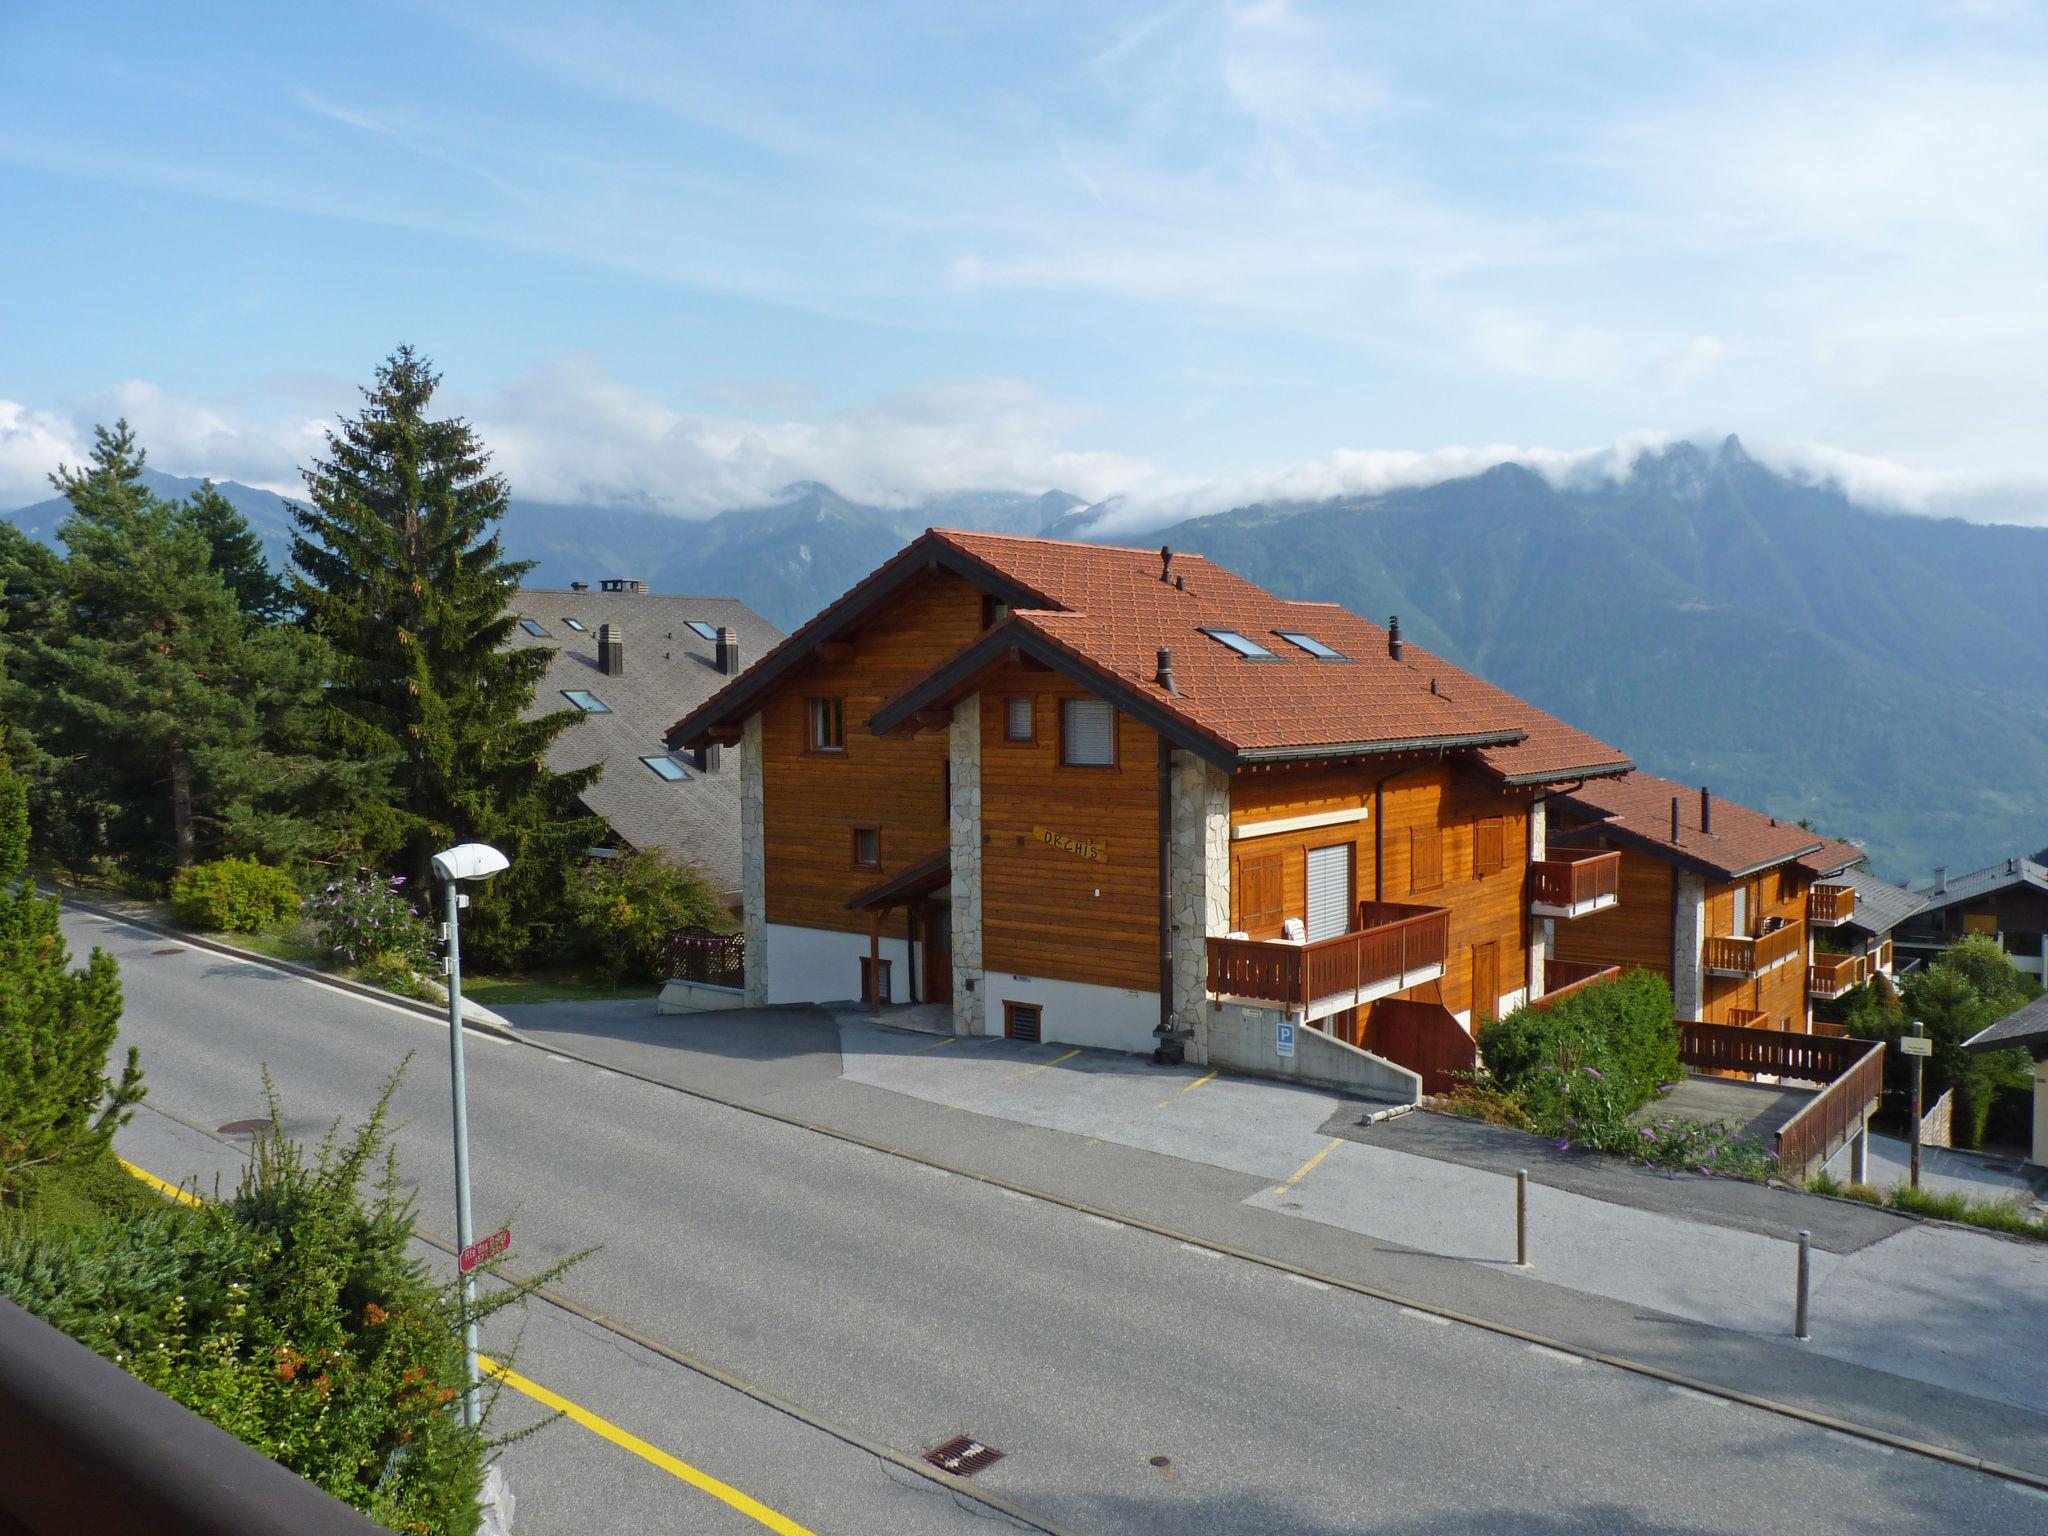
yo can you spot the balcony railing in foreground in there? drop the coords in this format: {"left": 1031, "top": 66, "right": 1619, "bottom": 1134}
{"left": 1208, "top": 901, "right": 1449, "bottom": 1020}
{"left": 1529, "top": 958, "right": 1621, "bottom": 1011}
{"left": 1529, "top": 848, "right": 1622, "bottom": 919}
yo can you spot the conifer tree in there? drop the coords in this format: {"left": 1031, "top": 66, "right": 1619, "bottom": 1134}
{"left": 183, "top": 481, "right": 293, "bottom": 624}
{"left": 0, "top": 746, "right": 144, "bottom": 1192}
{"left": 292, "top": 348, "right": 599, "bottom": 964}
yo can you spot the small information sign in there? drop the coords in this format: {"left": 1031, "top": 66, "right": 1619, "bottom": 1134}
{"left": 1899, "top": 1035, "right": 1932, "bottom": 1058}
{"left": 459, "top": 1227, "right": 512, "bottom": 1273}
{"left": 1276, "top": 1021, "right": 1296, "bottom": 1059}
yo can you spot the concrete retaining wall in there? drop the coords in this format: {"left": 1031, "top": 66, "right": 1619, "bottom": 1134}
{"left": 657, "top": 979, "right": 746, "bottom": 1015}
{"left": 1205, "top": 1001, "right": 1421, "bottom": 1103}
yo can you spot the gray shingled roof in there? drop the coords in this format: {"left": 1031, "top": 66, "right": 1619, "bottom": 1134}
{"left": 1963, "top": 992, "right": 2048, "bottom": 1056}
{"left": 1913, "top": 856, "right": 2048, "bottom": 914}
{"left": 508, "top": 587, "right": 783, "bottom": 900}
{"left": 1841, "top": 866, "right": 1928, "bottom": 936}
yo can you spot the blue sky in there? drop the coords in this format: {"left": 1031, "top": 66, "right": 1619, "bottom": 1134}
{"left": 4, "top": 1, "right": 2047, "bottom": 523}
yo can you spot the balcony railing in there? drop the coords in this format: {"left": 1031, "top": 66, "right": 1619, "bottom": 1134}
{"left": 1874, "top": 938, "right": 1894, "bottom": 974}
{"left": 1702, "top": 919, "right": 1805, "bottom": 978}
{"left": 1809, "top": 949, "right": 1870, "bottom": 999}
{"left": 1675, "top": 1020, "right": 1885, "bottom": 1174}
{"left": 1808, "top": 882, "right": 1857, "bottom": 926}
{"left": 1207, "top": 901, "right": 1449, "bottom": 1018}
{"left": 1530, "top": 958, "right": 1621, "bottom": 1011}
{"left": 1529, "top": 848, "right": 1622, "bottom": 919}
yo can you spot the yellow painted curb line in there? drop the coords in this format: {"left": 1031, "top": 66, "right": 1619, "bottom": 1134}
{"left": 119, "top": 1158, "right": 202, "bottom": 1207}
{"left": 478, "top": 1355, "right": 816, "bottom": 1536}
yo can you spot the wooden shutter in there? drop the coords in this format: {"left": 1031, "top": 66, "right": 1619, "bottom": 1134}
{"left": 1061, "top": 698, "right": 1115, "bottom": 765}
{"left": 1471, "top": 940, "right": 1500, "bottom": 1025}
{"left": 1305, "top": 844, "right": 1353, "bottom": 942}
{"left": 1234, "top": 851, "right": 1284, "bottom": 934}
{"left": 1474, "top": 818, "right": 1505, "bottom": 877}
{"left": 1410, "top": 828, "right": 1444, "bottom": 893}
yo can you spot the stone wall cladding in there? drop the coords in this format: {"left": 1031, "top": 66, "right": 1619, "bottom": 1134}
{"left": 1525, "top": 794, "right": 1547, "bottom": 1000}
{"left": 949, "top": 693, "right": 986, "bottom": 1035}
{"left": 1672, "top": 868, "right": 1707, "bottom": 1019}
{"left": 1168, "top": 750, "right": 1231, "bottom": 1063}
{"left": 739, "top": 711, "right": 769, "bottom": 1007}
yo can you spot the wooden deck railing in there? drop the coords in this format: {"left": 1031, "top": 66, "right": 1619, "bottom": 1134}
{"left": 1776, "top": 1038, "right": 1886, "bottom": 1174}
{"left": 1529, "top": 959, "right": 1621, "bottom": 1011}
{"left": 1530, "top": 848, "right": 1622, "bottom": 913}
{"left": 1808, "top": 882, "right": 1856, "bottom": 925}
{"left": 1207, "top": 902, "right": 1449, "bottom": 1009}
{"left": 1875, "top": 938, "right": 1894, "bottom": 973}
{"left": 661, "top": 929, "right": 745, "bottom": 990}
{"left": 1809, "top": 949, "right": 1869, "bottom": 997}
{"left": 1676, "top": 1019, "right": 1886, "bottom": 1173}
{"left": 1701, "top": 919, "right": 1805, "bottom": 977}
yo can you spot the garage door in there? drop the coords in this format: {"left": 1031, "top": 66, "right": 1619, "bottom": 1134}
{"left": 1305, "top": 844, "right": 1353, "bottom": 943}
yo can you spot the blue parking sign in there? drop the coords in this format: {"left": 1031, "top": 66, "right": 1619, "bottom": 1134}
{"left": 1276, "top": 1020, "right": 1296, "bottom": 1058}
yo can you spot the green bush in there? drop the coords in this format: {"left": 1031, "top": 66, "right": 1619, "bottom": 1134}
{"left": 169, "top": 858, "right": 303, "bottom": 933}
{"left": 1480, "top": 968, "right": 1680, "bottom": 1115}
{"left": 566, "top": 850, "right": 728, "bottom": 983}
{"left": 306, "top": 871, "right": 435, "bottom": 973}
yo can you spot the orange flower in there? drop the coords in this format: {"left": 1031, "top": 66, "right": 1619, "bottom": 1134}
{"left": 363, "top": 1303, "right": 388, "bottom": 1326}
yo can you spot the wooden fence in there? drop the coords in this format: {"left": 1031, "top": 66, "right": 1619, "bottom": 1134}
{"left": 1363, "top": 1000, "right": 1476, "bottom": 1097}
{"left": 660, "top": 929, "right": 745, "bottom": 991}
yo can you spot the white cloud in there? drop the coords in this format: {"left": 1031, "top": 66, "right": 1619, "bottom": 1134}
{"left": 0, "top": 402, "right": 82, "bottom": 508}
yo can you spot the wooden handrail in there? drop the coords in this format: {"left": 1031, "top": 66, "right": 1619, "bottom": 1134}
{"left": 1701, "top": 919, "right": 1805, "bottom": 977}
{"left": 1808, "top": 882, "right": 1857, "bottom": 924}
{"left": 1530, "top": 848, "right": 1621, "bottom": 911}
{"left": 1808, "top": 950, "right": 1868, "bottom": 996}
{"left": 1777, "top": 1039, "right": 1886, "bottom": 1174}
{"left": 1676, "top": 1018, "right": 1866, "bottom": 1079}
{"left": 1530, "top": 960, "right": 1620, "bottom": 1011}
{"left": 1206, "top": 903, "right": 1450, "bottom": 1008}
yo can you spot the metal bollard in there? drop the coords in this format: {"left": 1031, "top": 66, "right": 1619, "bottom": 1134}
{"left": 1794, "top": 1229, "right": 1812, "bottom": 1340}
{"left": 1516, "top": 1169, "right": 1530, "bottom": 1268}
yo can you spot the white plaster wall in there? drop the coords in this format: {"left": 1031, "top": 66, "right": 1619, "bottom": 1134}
{"left": 1672, "top": 869, "right": 1708, "bottom": 1019}
{"left": 657, "top": 979, "right": 745, "bottom": 1014}
{"left": 739, "top": 711, "right": 769, "bottom": 1006}
{"left": 986, "top": 974, "right": 1160, "bottom": 1054}
{"left": 764, "top": 923, "right": 912, "bottom": 1006}
{"left": 949, "top": 693, "right": 985, "bottom": 1036}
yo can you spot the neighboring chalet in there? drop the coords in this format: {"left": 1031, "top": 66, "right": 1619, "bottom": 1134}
{"left": 1804, "top": 859, "right": 1926, "bottom": 1004}
{"left": 667, "top": 530, "right": 1631, "bottom": 1097}
{"left": 1963, "top": 992, "right": 2048, "bottom": 1167}
{"left": 1895, "top": 857, "right": 2048, "bottom": 985}
{"left": 509, "top": 579, "right": 783, "bottom": 904}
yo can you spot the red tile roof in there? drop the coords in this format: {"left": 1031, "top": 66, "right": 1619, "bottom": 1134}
{"left": 1554, "top": 770, "right": 1824, "bottom": 880}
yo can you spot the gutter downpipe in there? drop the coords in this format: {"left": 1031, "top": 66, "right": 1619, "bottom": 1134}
{"left": 1156, "top": 738, "right": 1177, "bottom": 1057}
{"left": 1374, "top": 750, "right": 1444, "bottom": 900}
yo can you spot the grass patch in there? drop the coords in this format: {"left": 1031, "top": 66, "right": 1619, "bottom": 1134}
{"left": 459, "top": 972, "right": 660, "bottom": 1006}
{"left": 1, "top": 1148, "right": 163, "bottom": 1235}
{"left": 204, "top": 925, "right": 325, "bottom": 967}
{"left": 1806, "top": 1170, "right": 2048, "bottom": 1238}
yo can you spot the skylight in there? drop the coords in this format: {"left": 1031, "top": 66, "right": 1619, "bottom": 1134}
{"left": 1199, "top": 628, "right": 1276, "bottom": 659}
{"left": 1275, "top": 630, "right": 1345, "bottom": 660}
{"left": 563, "top": 689, "right": 612, "bottom": 713}
{"left": 518, "top": 618, "right": 550, "bottom": 638}
{"left": 563, "top": 618, "right": 587, "bottom": 632}
{"left": 686, "top": 621, "right": 720, "bottom": 640}
{"left": 641, "top": 754, "right": 688, "bottom": 781}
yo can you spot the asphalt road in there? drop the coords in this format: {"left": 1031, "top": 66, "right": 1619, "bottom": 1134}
{"left": 84, "top": 910, "right": 2046, "bottom": 1535}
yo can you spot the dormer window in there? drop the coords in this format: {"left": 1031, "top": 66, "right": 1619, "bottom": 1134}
{"left": 1199, "top": 627, "right": 1276, "bottom": 659}
{"left": 1274, "top": 630, "right": 1344, "bottom": 660}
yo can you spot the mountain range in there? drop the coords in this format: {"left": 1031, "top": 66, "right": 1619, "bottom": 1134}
{"left": 8, "top": 439, "right": 2042, "bottom": 883}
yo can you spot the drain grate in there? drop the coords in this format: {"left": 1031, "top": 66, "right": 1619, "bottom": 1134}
{"left": 923, "top": 1436, "right": 1005, "bottom": 1477}
{"left": 151, "top": 946, "right": 186, "bottom": 956}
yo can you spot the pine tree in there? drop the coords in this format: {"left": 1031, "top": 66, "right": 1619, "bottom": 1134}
{"left": 292, "top": 348, "right": 599, "bottom": 965}
{"left": 0, "top": 747, "right": 144, "bottom": 1193}
{"left": 183, "top": 481, "right": 292, "bottom": 624}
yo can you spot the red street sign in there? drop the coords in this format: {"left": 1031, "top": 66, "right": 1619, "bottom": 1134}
{"left": 459, "top": 1227, "right": 511, "bottom": 1273}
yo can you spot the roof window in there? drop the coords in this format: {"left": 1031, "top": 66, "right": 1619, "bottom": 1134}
{"left": 686, "top": 621, "right": 720, "bottom": 640}
{"left": 1199, "top": 628, "right": 1277, "bottom": 660}
{"left": 641, "top": 754, "right": 689, "bottom": 782}
{"left": 1274, "top": 630, "right": 1345, "bottom": 660}
{"left": 563, "top": 689, "right": 612, "bottom": 713}
{"left": 518, "top": 618, "right": 550, "bottom": 638}
{"left": 563, "top": 618, "right": 588, "bottom": 632}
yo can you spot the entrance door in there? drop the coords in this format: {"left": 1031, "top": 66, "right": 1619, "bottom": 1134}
{"left": 1471, "top": 941, "right": 1500, "bottom": 1027}
{"left": 923, "top": 897, "right": 952, "bottom": 1005}
{"left": 1305, "top": 843, "right": 1353, "bottom": 944}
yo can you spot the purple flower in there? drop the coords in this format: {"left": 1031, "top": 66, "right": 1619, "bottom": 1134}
{"left": 1584, "top": 1067, "right": 1603, "bottom": 1079}
{"left": 1557, "top": 1138, "right": 1573, "bottom": 1151}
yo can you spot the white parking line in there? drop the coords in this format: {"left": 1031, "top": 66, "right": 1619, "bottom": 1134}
{"left": 1668, "top": 1385, "right": 1726, "bottom": 1406}
{"left": 1083, "top": 1214, "right": 1125, "bottom": 1230}
{"left": 1177, "top": 1242, "right": 1224, "bottom": 1258}
{"left": 1286, "top": 1274, "right": 1330, "bottom": 1291}
{"left": 997, "top": 1187, "right": 1034, "bottom": 1203}
{"left": 1525, "top": 1344, "right": 1583, "bottom": 1366}
{"left": 1398, "top": 1307, "right": 1451, "bottom": 1326}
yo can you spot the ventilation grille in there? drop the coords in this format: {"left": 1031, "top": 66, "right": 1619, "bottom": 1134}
{"left": 1006, "top": 1004, "right": 1042, "bottom": 1044}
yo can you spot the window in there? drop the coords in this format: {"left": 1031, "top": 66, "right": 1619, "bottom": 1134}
{"left": 1731, "top": 885, "right": 1749, "bottom": 937}
{"left": 562, "top": 618, "right": 587, "bottom": 632}
{"left": 1199, "top": 627, "right": 1276, "bottom": 659}
{"left": 563, "top": 689, "right": 611, "bottom": 713}
{"left": 1234, "top": 850, "right": 1285, "bottom": 934}
{"left": 860, "top": 956, "right": 893, "bottom": 1005}
{"left": 1004, "top": 696, "right": 1035, "bottom": 742}
{"left": 1410, "top": 827, "right": 1444, "bottom": 893}
{"left": 1274, "top": 630, "right": 1345, "bottom": 660}
{"left": 519, "top": 618, "right": 550, "bottom": 637}
{"left": 808, "top": 697, "right": 846, "bottom": 751}
{"left": 686, "top": 620, "right": 720, "bottom": 640}
{"left": 1473, "top": 818, "right": 1506, "bottom": 877}
{"left": 1004, "top": 1001, "right": 1042, "bottom": 1043}
{"left": 641, "top": 755, "right": 689, "bottom": 782}
{"left": 852, "top": 826, "right": 880, "bottom": 868}
{"left": 981, "top": 595, "right": 1011, "bottom": 629}
{"left": 1060, "top": 697, "right": 1116, "bottom": 766}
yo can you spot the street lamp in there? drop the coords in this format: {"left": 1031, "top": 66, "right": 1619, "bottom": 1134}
{"left": 431, "top": 841, "right": 509, "bottom": 1429}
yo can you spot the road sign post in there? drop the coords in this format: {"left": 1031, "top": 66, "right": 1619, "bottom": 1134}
{"left": 1276, "top": 1019, "right": 1296, "bottom": 1059}
{"left": 459, "top": 1227, "right": 512, "bottom": 1274}
{"left": 1905, "top": 1020, "right": 1928, "bottom": 1191}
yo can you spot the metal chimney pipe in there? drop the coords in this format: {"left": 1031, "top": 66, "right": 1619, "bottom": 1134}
{"left": 1935, "top": 864, "right": 1948, "bottom": 893}
{"left": 1388, "top": 616, "right": 1403, "bottom": 661}
{"left": 1700, "top": 786, "right": 1712, "bottom": 834}
{"left": 1155, "top": 647, "right": 1176, "bottom": 694}
{"left": 1160, "top": 545, "right": 1173, "bottom": 582}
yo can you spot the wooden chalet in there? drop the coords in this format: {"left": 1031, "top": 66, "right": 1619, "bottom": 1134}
{"left": 667, "top": 530, "right": 1633, "bottom": 1097}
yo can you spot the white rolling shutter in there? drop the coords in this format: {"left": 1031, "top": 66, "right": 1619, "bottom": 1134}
{"left": 1061, "top": 698, "right": 1115, "bottom": 765}
{"left": 1305, "top": 844, "right": 1353, "bottom": 942}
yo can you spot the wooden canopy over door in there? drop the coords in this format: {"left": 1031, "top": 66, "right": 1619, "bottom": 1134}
{"left": 845, "top": 850, "right": 952, "bottom": 1007}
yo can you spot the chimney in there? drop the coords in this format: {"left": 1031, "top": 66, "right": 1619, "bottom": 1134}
{"left": 1160, "top": 546, "right": 1173, "bottom": 582}
{"left": 1671, "top": 796, "right": 1682, "bottom": 843}
{"left": 1175, "top": 573, "right": 1186, "bottom": 592}
{"left": 598, "top": 623, "right": 623, "bottom": 676}
{"left": 2010, "top": 856, "right": 2021, "bottom": 875}
{"left": 1388, "top": 616, "right": 1403, "bottom": 661}
{"left": 698, "top": 743, "right": 721, "bottom": 774}
{"left": 715, "top": 626, "right": 741, "bottom": 676}
{"left": 1935, "top": 864, "right": 1948, "bottom": 893}
{"left": 1699, "top": 786, "right": 1712, "bottom": 835}
{"left": 1155, "top": 647, "right": 1176, "bottom": 694}
{"left": 570, "top": 580, "right": 589, "bottom": 592}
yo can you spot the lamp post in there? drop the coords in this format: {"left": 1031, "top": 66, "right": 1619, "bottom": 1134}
{"left": 431, "top": 842, "right": 509, "bottom": 1429}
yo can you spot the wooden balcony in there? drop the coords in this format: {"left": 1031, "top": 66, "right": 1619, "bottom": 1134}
{"left": 1207, "top": 901, "right": 1449, "bottom": 1023}
{"left": 1873, "top": 938, "right": 1894, "bottom": 975}
{"left": 1529, "top": 958, "right": 1620, "bottom": 1011}
{"left": 1809, "top": 949, "right": 1871, "bottom": 1000}
{"left": 1701, "top": 919, "right": 1805, "bottom": 978}
{"left": 1529, "top": 848, "right": 1621, "bottom": 920}
{"left": 1808, "top": 882, "right": 1857, "bottom": 927}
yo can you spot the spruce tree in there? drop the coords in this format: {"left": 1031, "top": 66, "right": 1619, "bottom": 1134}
{"left": 0, "top": 747, "right": 144, "bottom": 1193}
{"left": 183, "top": 481, "right": 292, "bottom": 624}
{"left": 292, "top": 348, "right": 599, "bottom": 965}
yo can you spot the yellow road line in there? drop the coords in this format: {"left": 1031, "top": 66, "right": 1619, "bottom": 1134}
{"left": 997, "top": 1047, "right": 1080, "bottom": 1086}
{"left": 478, "top": 1355, "right": 817, "bottom": 1536}
{"left": 1275, "top": 1137, "right": 1343, "bottom": 1195}
{"left": 916, "top": 1035, "right": 957, "bottom": 1051}
{"left": 119, "top": 1158, "right": 203, "bottom": 1207}
{"left": 1153, "top": 1068, "right": 1218, "bottom": 1109}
